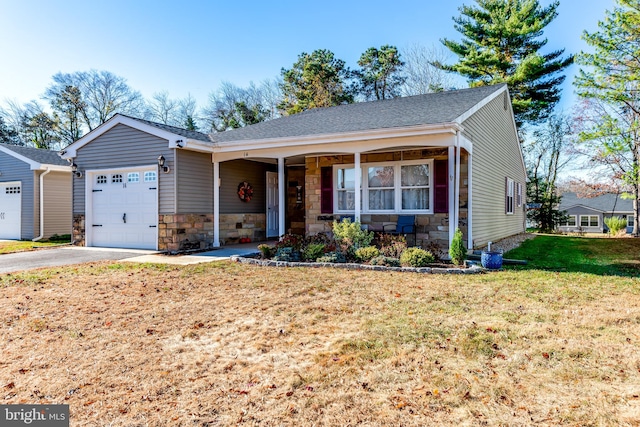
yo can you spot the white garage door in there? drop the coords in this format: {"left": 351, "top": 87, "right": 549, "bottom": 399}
{"left": 89, "top": 168, "right": 158, "bottom": 250}
{"left": 0, "top": 181, "right": 21, "bottom": 240}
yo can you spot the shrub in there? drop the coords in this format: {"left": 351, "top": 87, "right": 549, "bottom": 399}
{"left": 377, "top": 233, "right": 407, "bottom": 258}
{"left": 303, "top": 243, "right": 326, "bottom": 262}
{"left": 355, "top": 246, "right": 380, "bottom": 263}
{"left": 316, "top": 252, "right": 346, "bottom": 263}
{"left": 449, "top": 228, "right": 467, "bottom": 265}
{"left": 605, "top": 216, "right": 627, "bottom": 236}
{"left": 370, "top": 256, "right": 400, "bottom": 267}
{"left": 257, "top": 244, "right": 273, "bottom": 259}
{"left": 275, "top": 233, "right": 304, "bottom": 251}
{"left": 332, "top": 218, "right": 374, "bottom": 260}
{"left": 400, "top": 247, "right": 435, "bottom": 267}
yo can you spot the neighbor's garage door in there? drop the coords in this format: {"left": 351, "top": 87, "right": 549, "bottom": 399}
{"left": 89, "top": 168, "right": 158, "bottom": 250}
{"left": 0, "top": 181, "right": 21, "bottom": 240}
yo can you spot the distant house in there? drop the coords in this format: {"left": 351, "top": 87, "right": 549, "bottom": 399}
{"left": 0, "top": 144, "right": 72, "bottom": 240}
{"left": 558, "top": 192, "right": 634, "bottom": 234}
{"left": 62, "top": 84, "right": 526, "bottom": 251}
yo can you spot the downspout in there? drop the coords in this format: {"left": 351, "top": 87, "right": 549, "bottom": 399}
{"left": 32, "top": 168, "right": 52, "bottom": 242}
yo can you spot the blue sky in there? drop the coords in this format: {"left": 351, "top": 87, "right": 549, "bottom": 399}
{"left": 0, "top": 0, "right": 612, "bottom": 112}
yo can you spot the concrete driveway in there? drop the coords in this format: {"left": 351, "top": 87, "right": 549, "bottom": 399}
{"left": 0, "top": 246, "right": 154, "bottom": 274}
{"left": 0, "top": 243, "right": 262, "bottom": 274}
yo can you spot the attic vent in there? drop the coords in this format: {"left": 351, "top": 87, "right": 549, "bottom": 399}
{"left": 503, "top": 92, "right": 508, "bottom": 110}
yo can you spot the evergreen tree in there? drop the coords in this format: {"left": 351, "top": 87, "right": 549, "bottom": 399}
{"left": 279, "top": 49, "right": 355, "bottom": 115}
{"left": 439, "top": 0, "right": 572, "bottom": 126}
{"left": 0, "top": 115, "right": 19, "bottom": 145}
{"left": 574, "top": 0, "right": 640, "bottom": 236}
{"left": 356, "top": 45, "right": 405, "bottom": 100}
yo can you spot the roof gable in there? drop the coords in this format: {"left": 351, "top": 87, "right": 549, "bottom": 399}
{"left": 61, "top": 114, "right": 213, "bottom": 159}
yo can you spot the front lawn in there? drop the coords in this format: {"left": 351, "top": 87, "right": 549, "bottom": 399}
{"left": 1, "top": 236, "right": 639, "bottom": 426}
{"left": 505, "top": 234, "right": 640, "bottom": 276}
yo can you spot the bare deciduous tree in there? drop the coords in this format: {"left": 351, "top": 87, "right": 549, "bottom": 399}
{"left": 401, "top": 43, "right": 460, "bottom": 95}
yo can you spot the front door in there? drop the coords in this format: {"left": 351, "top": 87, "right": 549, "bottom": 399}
{"left": 266, "top": 171, "right": 279, "bottom": 238}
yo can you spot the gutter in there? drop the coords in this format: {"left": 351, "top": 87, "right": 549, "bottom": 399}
{"left": 32, "top": 168, "right": 52, "bottom": 242}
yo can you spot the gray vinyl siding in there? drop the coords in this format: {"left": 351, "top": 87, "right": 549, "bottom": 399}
{"left": 176, "top": 149, "right": 213, "bottom": 213}
{"left": 73, "top": 124, "right": 175, "bottom": 214}
{"left": 220, "top": 160, "right": 272, "bottom": 214}
{"left": 42, "top": 171, "right": 72, "bottom": 238}
{"left": 0, "top": 150, "right": 35, "bottom": 239}
{"left": 462, "top": 93, "right": 526, "bottom": 248}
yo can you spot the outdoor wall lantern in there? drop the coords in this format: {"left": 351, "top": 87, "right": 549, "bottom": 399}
{"left": 158, "top": 155, "right": 170, "bottom": 173}
{"left": 71, "top": 162, "right": 83, "bottom": 178}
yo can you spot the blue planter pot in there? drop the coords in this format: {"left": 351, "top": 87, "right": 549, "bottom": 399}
{"left": 481, "top": 251, "right": 503, "bottom": 269}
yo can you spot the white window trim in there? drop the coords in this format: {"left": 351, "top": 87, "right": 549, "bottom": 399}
{"left": 333, "top": 159, "right": 434, "bottom": 214}
{"left": 561, "top": 215, "right": 577, "bottom": 227}
{"left": 506, "top": 178, "right": 514, "bottom": 215}
{"left": 627, "top": 215, "right": 634, "bottom": 228}
{"left": 579, "top": 215, "right": 599, "bottom": 227}
{"left": 516, "top": 182, "right": 523, "bottom": 207}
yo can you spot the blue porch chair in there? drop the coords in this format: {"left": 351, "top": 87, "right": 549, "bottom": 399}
{"left": 383, "top": 215, "right": 417, "bottom": 245}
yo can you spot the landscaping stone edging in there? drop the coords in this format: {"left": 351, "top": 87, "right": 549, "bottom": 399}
{"left": 231, "top": 255, "right": 485, "bottom": 274}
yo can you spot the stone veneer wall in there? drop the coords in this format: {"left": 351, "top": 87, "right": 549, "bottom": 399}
{"left": 73, "top": 213, "right": 266, "bottom": 251}
{"left": 72, "top": 214, "right": 85, "bottom": 246}
{"left": 159, "top": 214, "right": 214, "bottom": 252}
{"left": 217, "top": 213, "right": 266, "bottom": 246}
{"left": 305, "top": 150, "right": 469, "bottom": 250}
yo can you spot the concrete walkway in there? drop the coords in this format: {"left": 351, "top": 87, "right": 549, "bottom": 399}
{"left": 120, "top": 242, "right": 262, "bottom": 265}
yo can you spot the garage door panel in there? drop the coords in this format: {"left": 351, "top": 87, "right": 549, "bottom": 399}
{"left": 0, "top": 182, "right": 21, "bottom": 240}
{"left": 89, "top": 169, "right": 158, "bottom": 250}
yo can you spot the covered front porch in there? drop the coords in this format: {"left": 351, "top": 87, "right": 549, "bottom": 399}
{"left": 211, "top": 123, "right": 473, "bottom": 251}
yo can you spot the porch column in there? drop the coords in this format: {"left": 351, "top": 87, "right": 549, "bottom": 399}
{"left": 448, "top": 146, "right": 456, "bottom": 246}
{"left": 354, "top": 152, "right": 361, "bottom": 221}
{"left": 455, "top": 132, "right": 461, "bottom": 237}
{"left": 278, "top": 157, "right": 285, "bottom": 236}
{"left": 467, "top": 150, "right": 473, "bottom": 249}
{"left": 213, "top": 160, "right": 220, "bottom": 247}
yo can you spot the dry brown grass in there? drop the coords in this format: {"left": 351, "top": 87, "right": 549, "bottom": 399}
{"left": 1, "top": 261, "right": 639, "bottom": 426}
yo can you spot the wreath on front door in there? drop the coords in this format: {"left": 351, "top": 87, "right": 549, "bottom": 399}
{"left": 237, "top": 181, "right": 253, "bottom": 202}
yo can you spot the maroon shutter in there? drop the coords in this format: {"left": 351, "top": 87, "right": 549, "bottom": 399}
{"left": 434, "top": 160, "right": 448, "bottom": 213}
{"left": 320, "top": 166, "right": 333, "bottom": 213}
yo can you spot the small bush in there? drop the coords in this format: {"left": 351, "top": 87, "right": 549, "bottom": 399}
{"left": 275, "top": 234, "right": 304, "bottom": 251}
{"left": 332, "top": 218, "right": 374, "bottom": 260}
{"left": 316, "top": 252, "right": 346, "bottom": 263}
{"left": 370, "top": 256, "right": 400, "bottom": 267}
{"left": 257, "top": 244, "right": 273, "bottom": 259}
{"left": 355, "top": 246, "right": 380, "bottom": 263}
{"left": 400, "top": 247, "right": 435, "bottom": 267}
{"left": 449, "top": 228, "right": 467, "bottom": 265}
{"left": 303, "top": 243, "right": 326, "bottom": 262}
{"left": 605, "top": 216, "right": 627, "bottom": 236}
{"left": 377, "top": 233, "right": 407, "bottom": 258}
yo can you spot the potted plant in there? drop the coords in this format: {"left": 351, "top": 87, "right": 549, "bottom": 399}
{"left": 481, "top": 241, "right": 503, "bottom": 269}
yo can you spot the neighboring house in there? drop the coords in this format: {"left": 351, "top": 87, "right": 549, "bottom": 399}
{"left": 0, "top": 144, "right": 72, "bottom": 240}
{"left": 558, "top": 192, "right": 634, "bottom": 234}
{"left": 62, "top": 83, "right": 526, "bottom": 251}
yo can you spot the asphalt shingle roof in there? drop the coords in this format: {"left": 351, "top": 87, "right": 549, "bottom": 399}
{"left": 1, "top": 144, "right": 68, "bottom": 166}
{"left": 119, "top": 115, "right": 212, "bottom": 143}
{"left": 211, "top": 84, "right": 506, "bottom": 143}
{"left": 559, "top": 192, "right": 634, "bottom": 212}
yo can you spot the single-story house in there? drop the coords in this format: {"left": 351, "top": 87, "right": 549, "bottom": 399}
{"left": 61, "top": 83, "right": 526, "bottom": 252}
{"left": 558, "top": 192, "right": 635, "bottom": 233}
{"left": 0, "top": 144, "right": 72, "bottom": 240}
